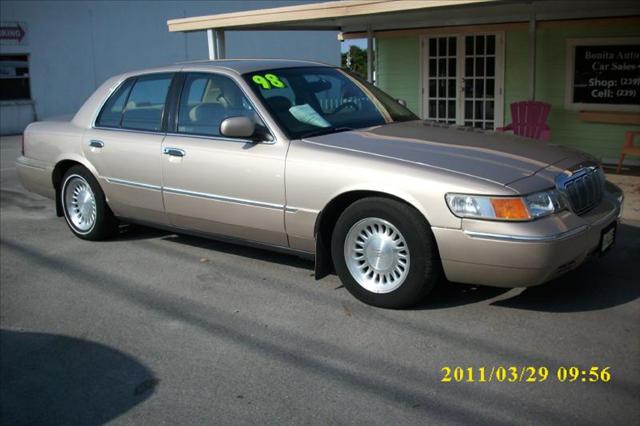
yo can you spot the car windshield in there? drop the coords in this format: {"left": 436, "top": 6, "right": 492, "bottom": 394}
{"left": 243, "top": 67, "right": 418, "bottom": 139}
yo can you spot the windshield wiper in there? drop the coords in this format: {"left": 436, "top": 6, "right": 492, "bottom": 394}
{"left": 301, "top": 127, "right": 354, "bottom": 139}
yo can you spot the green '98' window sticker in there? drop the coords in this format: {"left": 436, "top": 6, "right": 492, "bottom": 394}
{"left": 252, "top": 74, "right": 286, "bottom": 90}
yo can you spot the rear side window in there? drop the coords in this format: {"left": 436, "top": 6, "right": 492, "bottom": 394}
{"left": 95, "top": 80, "right": 133, "bottom": 127}
{"left": 96, "top": 73, "right": 173, "bottom": 131}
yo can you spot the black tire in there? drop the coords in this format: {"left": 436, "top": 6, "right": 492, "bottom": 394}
{"left": 60, "top": 165, "right": 118, "bottom": 241}
{"left": 331, "top": 197, "right": 441, "bottom": 308}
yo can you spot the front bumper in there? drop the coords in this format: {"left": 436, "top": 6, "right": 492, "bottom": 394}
{"left": 432, "top": 181, "right": 623, "bottom": 287}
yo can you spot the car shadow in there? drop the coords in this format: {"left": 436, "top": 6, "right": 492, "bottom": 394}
{"left": 490, "top": 223, "right": 640, "bottom": 312}
{"left": 409, "top": 280, "right": 512, "bottom": 310}
{"left": 116, "top": 223, "right": 315, "bottom": 271}
{"left": 114, "top": 223, "right": 639, "bottom": 312}
{"left": 0, "top": 329, "right": 157, "bottom": 425}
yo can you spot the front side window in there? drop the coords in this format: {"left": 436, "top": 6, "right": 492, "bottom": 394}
{"left": 177, "top": 73, "right": 261, "bottom": 137}
{"left": 96, "top": 73, "right": 173, "bottom": 131}
{"left": 243, "top": 67, "right": 417, "bottom": 139}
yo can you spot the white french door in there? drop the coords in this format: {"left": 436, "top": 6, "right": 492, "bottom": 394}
{"left": 422, "top": 33, "right": 504, "bottom": 130}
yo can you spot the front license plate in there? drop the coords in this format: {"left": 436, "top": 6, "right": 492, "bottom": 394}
{"left": 600, "top": 222, "right": 617, "bottom": 253}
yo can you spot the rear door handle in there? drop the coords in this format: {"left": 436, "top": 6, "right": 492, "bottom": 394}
{"left": 89, "top": 139, "right": 104, "bottom": 148}
{"left": 163, "top": 147, "right": 186, "bottom": 157}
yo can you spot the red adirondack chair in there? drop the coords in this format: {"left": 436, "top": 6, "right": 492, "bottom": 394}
{"left": 497, "top": 101, "right": 551, "bottom": 141}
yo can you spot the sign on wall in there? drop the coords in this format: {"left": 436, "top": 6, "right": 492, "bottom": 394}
{"left": 0, "top": 22, "right": 28, "bottom": 46}
{"left": 565, "top": 38, "right": 640, "bottom": 112}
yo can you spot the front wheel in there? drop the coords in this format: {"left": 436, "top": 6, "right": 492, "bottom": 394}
{"left": 331, "top": 197, "right": 441, "bottom": 308}
{"left": 60, "top": 165, "right": 118, "bottom": 240}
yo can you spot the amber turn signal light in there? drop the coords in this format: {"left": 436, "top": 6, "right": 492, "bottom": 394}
{"left": 490, "top": 198, "right": 530, "bottom": 220}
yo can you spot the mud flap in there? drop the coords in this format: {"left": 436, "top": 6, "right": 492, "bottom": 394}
{"left": 314, "top": 235, "right": 332, "bottom": 280}
{"left": 55, "top": 187, "right": 63, "bottom": 217}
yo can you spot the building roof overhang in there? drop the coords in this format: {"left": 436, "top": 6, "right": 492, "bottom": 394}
{"left": 167, "top": 0, "right": 640, "bottom": 34}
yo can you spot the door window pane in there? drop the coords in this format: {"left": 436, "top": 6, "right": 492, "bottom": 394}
{"left": 96, "top": 79, "right": 134, "bottom": 127}
{"left": 425, "top": 36, "right": 457, "bottom": 124}
{"left": 438, "top": 58, "right": 446, "bottom": 77}
{"left": 464, "top": 79, "right": 473, "bottom": 97}
{"left": 465, "top": 36, "right": 473, "bottom": 55}
{"left": 465, "top": 58, "right": 473, "bottom": 77}
{"left": 486, "top": 79, "right": 495, "bottom": 98}
{"left": 429, "top": 59, "right": 437, "bottom": 77}
{"left": 178, "top": 73, "right": 258, "bottom": 137}
{"left": 448, "top": 38, "right": 456, "bottom": 57}
{"left": 476, "top": 36, "right": 485, "bottom": 55}
{"left": 462, "top": 34, "right": 499, "bottom": 130}
{"left": 486, "top": 35, "right": 495, "bottom": 55}
{"left": 486, "top": 57, "right": 495, "bottom": 77}
{"left": 486, "top": 101, "right": 495, "bottom": 120}
{"left": 448, "top": 58, "right": 456, "bottom": 77}
{"left": 475, "top": 80, "right": 484, "bottom": 98}
{"left": 475, "top": 101, "right": 484, "bottom": 121}
{"left": 438, "top": 79, "right": 446, "bottom": 97}
{"left": 448, "top": 79, "right": 456, "bottom": 98}
{"left": 476, "top": 58, "right": 485, "bottom": 77}
{"left": 429, "top": 79, "right": 436, "bottom": 97}
{"left": 438, "top": 38, "right": 446, "bottom": 56}
{"left": 121, "top": 74, "right": 173, "bottom": 131}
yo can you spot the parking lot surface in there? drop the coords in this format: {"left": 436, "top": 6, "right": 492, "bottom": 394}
{"left": 1, "top": 135, "right": 639, "bottom": 425}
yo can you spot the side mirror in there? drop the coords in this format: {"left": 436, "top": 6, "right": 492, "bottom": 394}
{"left": 220, "top": 116, "right": 256, "bottom": 139}
{"left": 397, "top": 99, "right": 407, "bottom": 107}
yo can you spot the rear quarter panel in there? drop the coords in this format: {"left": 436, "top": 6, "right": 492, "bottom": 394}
{"left": 24, "top": 121, "right": 86, "bottom": 167}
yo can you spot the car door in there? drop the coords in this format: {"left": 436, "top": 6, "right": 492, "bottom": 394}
{"left": 82, "top": 73, "right": 174, "bottom": 225}
{"left": 161, "top": 72, "right": 288, "bottom": 246}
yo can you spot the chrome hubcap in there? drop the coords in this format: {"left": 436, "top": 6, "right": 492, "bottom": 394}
{"left": 344, "top": 217, "right": 410, "bottom": 293}
{"left": 64, "top": 175, "right": 96, "bottom": 232}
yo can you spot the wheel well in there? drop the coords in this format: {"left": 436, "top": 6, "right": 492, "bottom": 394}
{"left": 313, "top": 190, "right": 421, "bottom": 279}
{"left": 52, "top": 160, "right": 82, "bottom": 217}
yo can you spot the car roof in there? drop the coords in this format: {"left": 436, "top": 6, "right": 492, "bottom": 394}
{"left": 123, "top": 59, "right": 334, "bottom": 78}
{"left": 179, "top": 58, "right": 333, "bottom": 74}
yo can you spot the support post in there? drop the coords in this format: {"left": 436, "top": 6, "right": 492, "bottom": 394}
{"left": 216, "top": 30, "right": 226, "bottom": 59}
{"left": 367, "top": 25, "right": 373, "bottom": 83}
{"left": 528, "top": 8, "right": 536, "bottom": 101}
{"left": 207, "top": 28, "right": 217, "bottom": 60}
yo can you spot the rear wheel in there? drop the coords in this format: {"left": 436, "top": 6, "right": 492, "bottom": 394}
{"left": 60, "top": 165, "right": 118, "bottom": 240}
{"left": 331, "top": 197, "right": 441, "bottom": 308}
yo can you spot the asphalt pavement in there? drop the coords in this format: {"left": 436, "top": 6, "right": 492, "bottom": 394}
{"left": 1, "top": 135, "right": 639, "bottom": 425}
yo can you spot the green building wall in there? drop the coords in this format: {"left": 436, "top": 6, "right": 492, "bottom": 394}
{"left": 376, "top": 24, "right": 640, "bottom": 163}
{"left": 376, "top": 37, "right": 421, "bottom": 114}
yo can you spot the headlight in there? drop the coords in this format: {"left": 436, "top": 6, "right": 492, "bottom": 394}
{"left": 445, "top": 190, "right": 566, "bottom": 221}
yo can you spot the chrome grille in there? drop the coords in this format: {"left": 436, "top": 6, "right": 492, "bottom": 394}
{"left": 556, "top": 166, "right": 604, "bottom": 215}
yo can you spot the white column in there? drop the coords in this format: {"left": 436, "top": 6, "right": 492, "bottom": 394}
{"left": 367, "top": 25, "right": 373, "bottom": 83}
{"left": 207, "top": 28, "right": 217, "bottom": 60}
{"left": 216, "top": 30, "right": 226, "bottom": 59}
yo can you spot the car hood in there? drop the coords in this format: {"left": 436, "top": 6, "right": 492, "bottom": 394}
{"left": 304, "top": 121, "right": 587, "bottom": 186}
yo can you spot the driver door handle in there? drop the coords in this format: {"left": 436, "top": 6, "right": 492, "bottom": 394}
{"left": 163, "top": 147, "right": 186, "bottom": 157}
{"left": 89, "top": 139, "right": 104, "bottom": 148}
